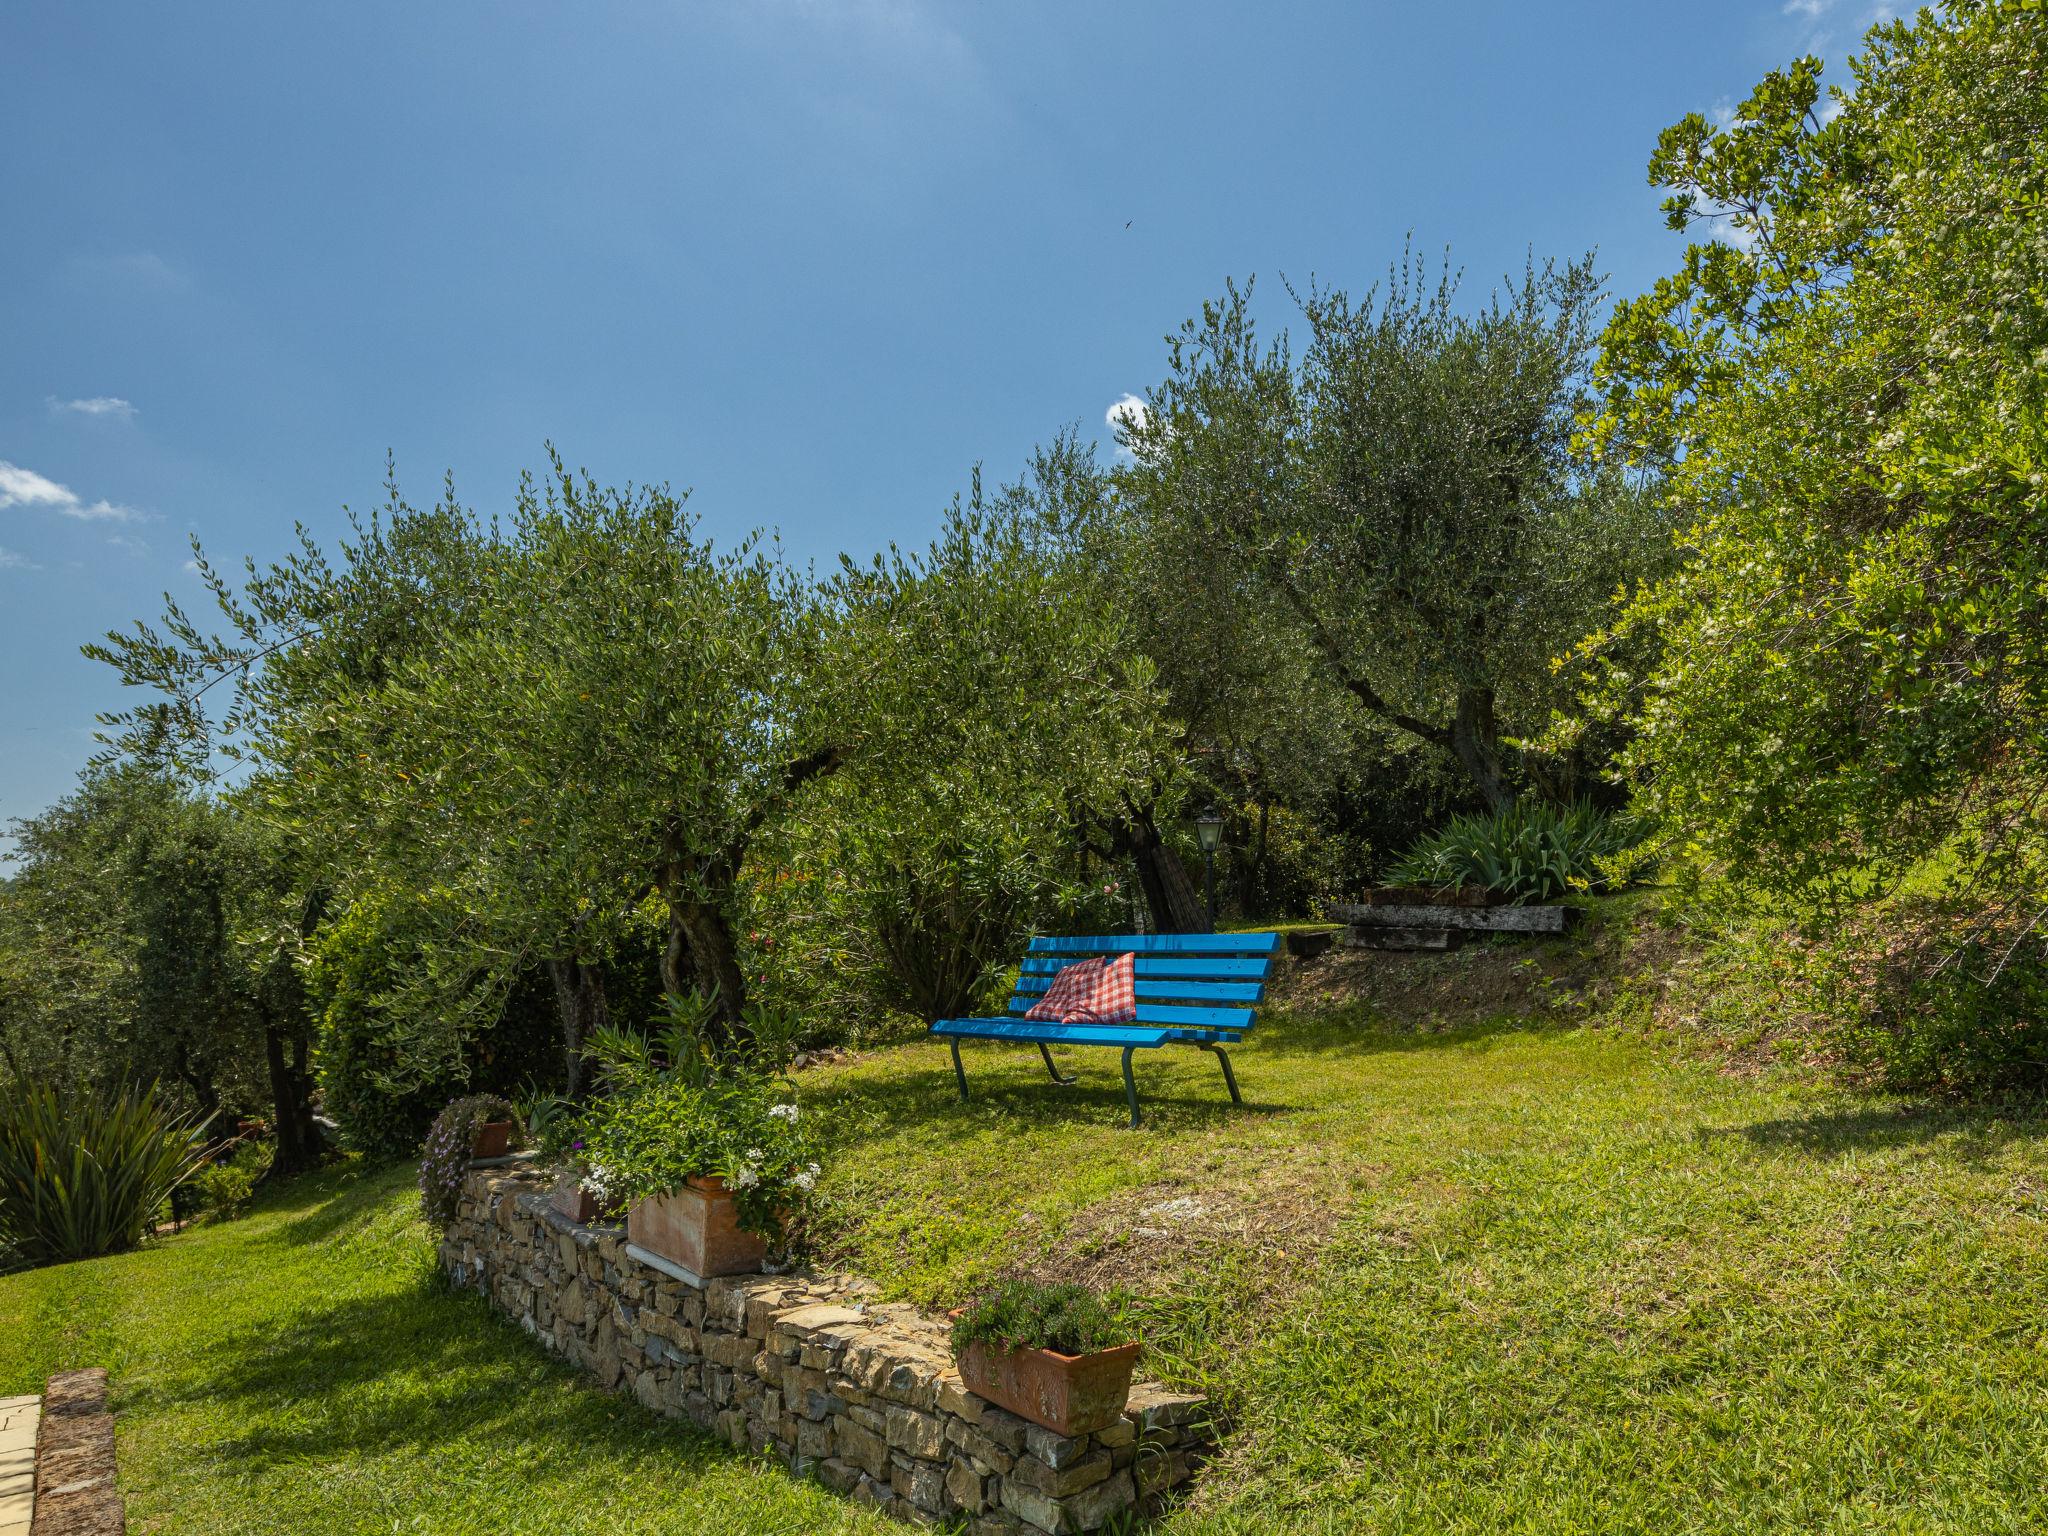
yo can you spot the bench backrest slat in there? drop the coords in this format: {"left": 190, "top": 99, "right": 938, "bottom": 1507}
{"left": 1028, "top": 933, "right": 1281, "bottom": 956}
{"left": 1018, "top": 956, "right": 1271, "bottom": 980}
{"left": 1014, "top": 976, "right": 1264, "bottom": 1005}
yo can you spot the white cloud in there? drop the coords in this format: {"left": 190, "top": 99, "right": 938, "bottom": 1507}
{"left": 0, "top": 546, "right": 34, "bottom": 571}
{"left": 72, "top": 499, "right": 139, "bottom": 522}
{"left": 1709, "top": 96, "right": 1738, "bottom": 129}
{"left": 182, "top": 558, "right": 202, "bottom": 575}
{"left": 0, "top": 461, "right": 77, "bottom": 510}
{"left": 1106, "top": 393, "right": 1151, "bottom": 453}
{"left": 49, "top": 396, "right": 136, "bottom": 421}
{"left": 1784, "top": 0, "right": 1833, "bottom": 16}
{"left": 0, "top": 459, "right": 144, "bottom": 523}
{"left": 105, "top": 532, "right": 151, "bottom": 558}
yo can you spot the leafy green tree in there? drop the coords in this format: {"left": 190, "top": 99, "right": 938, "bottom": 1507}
{"left": 1124, "top": 261, "right": 1665, "bottom": 811}
{"left": 1585, "top": 2, "right": 2048, "bottom": 917}
{"left": 88, "top": 469, "right": 627, "bottom": 1090}
{"left": 1039, "top": 428, "right": 1420, "bottom": 917}
{"left": 338, "top": 457, "right": 845, "bottom": 1049}
{"left": 777, "top": 468, "right": 1176, "bottom": 1020}
{"left": 0, "top": 769, "right": 323, "bottom": 1170}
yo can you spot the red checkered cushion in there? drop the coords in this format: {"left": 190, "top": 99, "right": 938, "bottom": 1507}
{"left": 1024, "top": 952, "right": 1137, "bottom": 1025}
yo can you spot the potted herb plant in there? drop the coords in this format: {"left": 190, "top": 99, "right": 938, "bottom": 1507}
{"left": 577, "top": 1075, "right": 818, "bottom": 1280}
{"left": 419, "top": 1093, "right": 517, "bottom": 1229}
{"left": 949, "top": 1280, "right": 1140, "bottom": 1436}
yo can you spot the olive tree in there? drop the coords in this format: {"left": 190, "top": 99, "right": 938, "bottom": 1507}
{"left": 347, "top": 458, "right": 845, "bottom": 1049}
{"left": 782, "top": 464, "right": 1177, "bottom": 1020}
{"left": 1123, "top": 261, "right": 1665, "bottom": 811}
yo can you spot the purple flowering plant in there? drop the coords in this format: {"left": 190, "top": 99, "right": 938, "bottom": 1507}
{"left": 419, "top": 1093, "right": 515, "bottom": 1229}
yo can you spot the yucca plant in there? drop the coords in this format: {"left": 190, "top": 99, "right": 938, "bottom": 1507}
{"left": 0, "top": 1082, "right": 211, "bottom": 1269}
{"left": 1387, "top": 800, "right": 1642, "bottom": 905}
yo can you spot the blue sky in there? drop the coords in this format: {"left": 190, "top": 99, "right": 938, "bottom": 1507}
{"left": 1, "top": 0, "right": 1884, "bottom": 847}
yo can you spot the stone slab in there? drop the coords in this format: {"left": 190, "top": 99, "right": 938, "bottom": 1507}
{"left": 1338, "top": 925, "right": 1464, "bottom": 951}
{"left": 624, "top": 1242, "right": 708, "bottom": 1290}
{"left": 1328, "top": 901, "right": 1572, "bottom": 933}
{"left": 0, "top": 1396, "right": 31, "bottom": 1534}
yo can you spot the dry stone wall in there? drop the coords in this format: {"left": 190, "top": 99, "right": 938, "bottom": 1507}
{"left": 440, "top": 1168, "right": 1215, "bottom": 1534}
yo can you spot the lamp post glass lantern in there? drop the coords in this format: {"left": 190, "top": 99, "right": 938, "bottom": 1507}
{"left": 1194, "top": 812, "right": 1224, "bottom": 931}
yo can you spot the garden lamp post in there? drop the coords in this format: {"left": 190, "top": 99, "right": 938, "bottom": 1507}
{"left": 1194, "top": 811, "right": 1224, "bottom": 932}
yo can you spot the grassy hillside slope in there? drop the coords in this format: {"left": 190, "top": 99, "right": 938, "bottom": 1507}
{"left": 6, "top": 903, "right": 2048, "bottom": 1533}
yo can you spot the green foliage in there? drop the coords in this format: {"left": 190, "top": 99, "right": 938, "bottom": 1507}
{"left": 1387, "top": 801, "right": 1640, "bottom": 904}
{"left": 949, "top": 1279, "right": 1132, "bottom": 1358}
{"left": 515, "top": 1084, "right": 583, "bottom": 1169}
{"left": 575, "top": 1074, "right": 818, "bottom": 1248}
{"left": 1122, "top": 258, "right": 1668, "bottom": 811}
{"left": 1584, "top": 3, "right": 2048, "bottom": 916}
{"left": 418, "top": 1094, "right": 515, "bottom": 1230}
{"left": 190, "top": 1140, "right": 273, "bottom": 1222}
{"left": 0, "top": 766, "right": 315, "bottom": 1146}
{"left": 772, "top": 479, "right": 1177, "bottom": 1023}
{"left": 0, "top": 1082, "right": 210, "bottom": 1268}
{"left": 1846, "top": 943, "right": 2048, "bottom": 1094}
{"left": 304, "top": 891, "right": 471, "bottom": 1156}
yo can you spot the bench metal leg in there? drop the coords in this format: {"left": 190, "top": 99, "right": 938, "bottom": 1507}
{"left": 949, "top": 1039, "right": 969, "bottom": 1102}
{"left": 1201, "top": 1042, "right": 1243, "bottom": 1106}
{"left": 1121, "top": 1046, "right": 1140, "bottom": 1130}
{"left": 1038, "top": 1042, "right": 1077, "bottom": 1086}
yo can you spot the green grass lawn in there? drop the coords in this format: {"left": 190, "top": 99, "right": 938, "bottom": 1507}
{"left": 8, "top": 912, "right": 2048, "bottom": 1533}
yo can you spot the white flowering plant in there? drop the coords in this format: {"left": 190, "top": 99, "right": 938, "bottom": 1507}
{"left": 575, "top": 1074, "right": 819, "bottom": 1248}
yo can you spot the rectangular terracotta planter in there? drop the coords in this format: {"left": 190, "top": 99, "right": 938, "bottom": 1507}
{"left": 953, "top": 1333, "right": 1141, "bottom": 1437}
{"left": 470, "top": 1119, "right": 513, "bottom": 1158}
{"left": 550, "top": 1174, "right": 618, "bottom": 1225}
{"left": 626, "top": 1177, "right": 768, "bottom": 1280}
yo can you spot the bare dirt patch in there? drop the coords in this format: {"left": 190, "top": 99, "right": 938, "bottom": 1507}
{"left": 1009, "top": 1153, "right": 1371, "bottom": 1299}
{"left": 1269, "top": 909, "right": 1663, "bottom": 1030}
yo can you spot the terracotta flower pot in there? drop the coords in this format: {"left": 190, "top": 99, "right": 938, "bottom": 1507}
{"left": 951, "top": 1322, "right": 1141, "bottom": 1437}
{"left": 470, "top": 1119, "right": 513, "bottom": 1158}
{"left": 550, "top": 1174, "right": 618, "bottom": 1225}
{"left": 627, "top": 1176, "right": 768, "bottom": 1280}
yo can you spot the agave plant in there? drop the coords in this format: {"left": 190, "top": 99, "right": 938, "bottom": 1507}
{"left": 1387, "top": 800, "right": 1643, "bottom": 905}
{"left": 0, "top": 1083, "right": 212, "bottom": 1269}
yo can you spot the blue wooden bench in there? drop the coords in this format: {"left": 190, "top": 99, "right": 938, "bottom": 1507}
{"left": 930, "top": 932, "right": 1281, "bottom": 1128}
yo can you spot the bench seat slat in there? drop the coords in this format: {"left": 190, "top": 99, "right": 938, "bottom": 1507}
{"left": 1027, "top": 932, "right": 1281, "bottom": 956}
{"left": 1004, "top": 997, "right": 1254, "bottom": 1032}
{"left": 932, "top": 1017, "right": 1171, "bottom": 1049}
{"left": 1013, "top": 976, "right": 1265, "bottom": 1004}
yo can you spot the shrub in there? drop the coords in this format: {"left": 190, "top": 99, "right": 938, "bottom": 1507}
{"left": 949, "top": 1279, "right": 1132, "bottom": 1357}
{"left": 1836, "top": 932, "right": 2048, "bottom": 1095}
{"left": 418, "top": 1094, "right": 515, "bottom": 1229}
{"left": 0, "top": 1082, "right": 210, "bottom": 1267}
{"left": 1387, "top": 800, "right": 1641, "bottom": 904}
{"left": 190, "top": 1139, "right": 274, "bottom": 1222}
